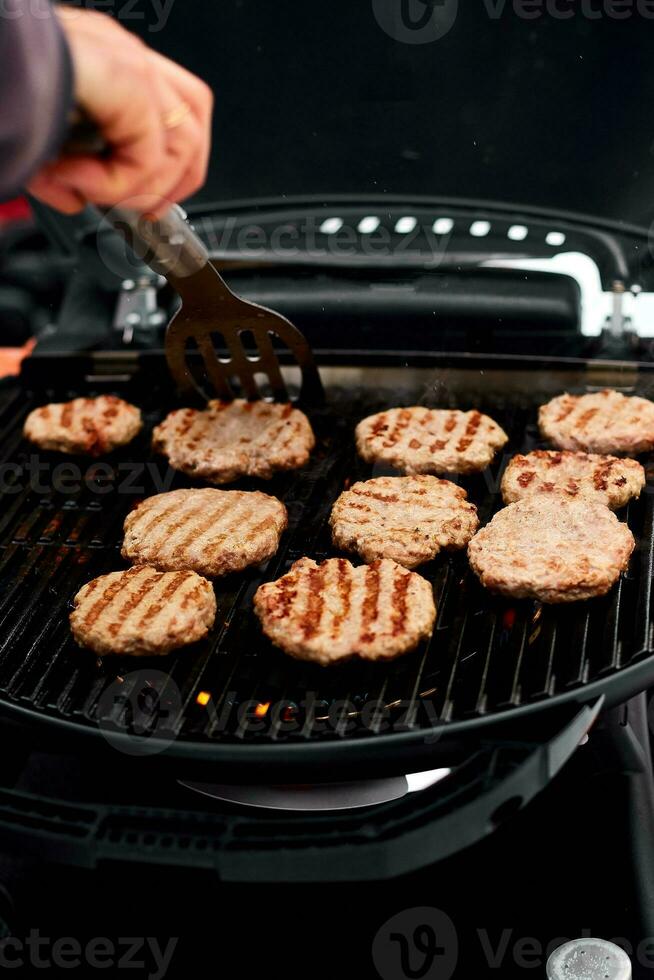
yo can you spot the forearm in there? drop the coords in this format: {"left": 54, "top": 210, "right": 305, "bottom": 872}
{"left": 0, "top": 0, "right": 73, "bottom": 200}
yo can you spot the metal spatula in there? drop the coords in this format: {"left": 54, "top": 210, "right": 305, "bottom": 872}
{"left": 109, "top": 205, "right": 324, "bottom": 403}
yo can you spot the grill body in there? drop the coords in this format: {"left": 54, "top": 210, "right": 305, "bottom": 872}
{"left": 1, "top": 352, "right": 653, "bottom": 775}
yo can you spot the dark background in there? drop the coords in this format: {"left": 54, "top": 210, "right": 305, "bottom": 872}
{"left": 110, "top": 0, "right": 654, "bottom": 227}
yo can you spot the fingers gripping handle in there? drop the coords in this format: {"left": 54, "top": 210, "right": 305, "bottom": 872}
{"left": 61, "top": 110, "right": 210, "bottom": 283}
{"left": 108, "top": 204, "right": 210, "bottom": 283}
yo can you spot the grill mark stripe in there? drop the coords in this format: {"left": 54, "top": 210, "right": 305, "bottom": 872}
{"left": 241, "top": 516, "right": 279, "bottom": 548}
{"left": 80, "top": 567, "right": 148, "bottom": 630}
{"left": 340, "top": 513, "right": 457, "bottom": 527}
{"left": 266, "top": 418, "right": 294, "bottom": 451}
{"left": 359, "top": 563, "right": 380, "bottom": 644}
{"left": 153, "top": 501, "right": 212, "bottom": 556}
{"left": 137, "top": 571, "right": 191, "bottom": 629}
{"left": 175, "top": 409, "right": 198, "bottom": 438}
{"left": 108, "top": 569, "right": 161, "bottom": 637}
{"left": 80, "top": 578, "right": 100, "bottom": 599}
{"left": 128, "top": 499, "right": 187, "bottom": 546}
{"left": 554, "top": 399, "right": 575, "bottom": 424}
{"left": 391, "top": 568, "right": 411, "bottom": 635}
{"left": 268, "top": 572, "right": 298, "bottom": 620}
{"left": 173, "top": 499, "right": 236, "bottom": 558}
{"left": 386, "top": 409, "right": 412, "bottom": 448}
{"left": 577, "top": 408, "right": 598, "bottom": 430}
{"left": 136, "top": 499, "right": 210, "bottom": 556}
{"left": 204, "top": 500, "right": 265, "bottom": 560}
{"left": 278, "top": 428, "right": 300, "bottom": 455}
{"left": 181, "top": 583, "right": 208, "bottom": 609}
{"left": 331, "top": 558, "right": 351, "bottom": 639}
{"left": 455, "top": 410, "right": 482, "bottom": 453}
{"left": 351, "top": 489, "right": 400, "bottom": 504}
{"left": 301, "top": 564, "right": 326, "bottom": 639}
{"left": 60, "top": 401, "right": 74, "bottom": 429}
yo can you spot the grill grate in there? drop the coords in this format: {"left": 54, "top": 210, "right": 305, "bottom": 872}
{"left": 0, "top": 365, "right": 652, "bottom": 748}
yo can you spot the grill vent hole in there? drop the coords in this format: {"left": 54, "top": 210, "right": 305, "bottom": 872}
{"left": 433, "top": 217, "right": 453, "bottom": 235}
{"left": 395, "top": 216, "right": 417, "bottom": 234}
{"left": 546, "top": 231, "right": 566, "bottom": 246}
{"left": 358, "top": 216, "right": 380, "bottom": 234}
{"left": 319, "top": 217, "right": 343, "bottom": 234}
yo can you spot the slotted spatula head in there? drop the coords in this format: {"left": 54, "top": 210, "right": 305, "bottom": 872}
{"left": 109, "top": 205, "right": 324, "bottom": 404}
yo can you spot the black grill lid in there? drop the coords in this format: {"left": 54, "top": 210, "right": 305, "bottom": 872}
{"left": 135, "top": 1, "right": 654, "bottom": 230}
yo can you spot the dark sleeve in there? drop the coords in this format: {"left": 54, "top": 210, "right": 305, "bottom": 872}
{"left": 0, "top": 0, "right": 74, "bottom": 200}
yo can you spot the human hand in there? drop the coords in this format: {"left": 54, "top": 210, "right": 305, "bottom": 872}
{"left": 28, "top": 7, "right": 213, "bottom": 214}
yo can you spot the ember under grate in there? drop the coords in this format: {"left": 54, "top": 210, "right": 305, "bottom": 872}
{"left": 0, "top": 367, "right": 651, "bottom": 747}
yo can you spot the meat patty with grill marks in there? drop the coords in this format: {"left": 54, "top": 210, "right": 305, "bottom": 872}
{"left": 355, "top": 406, "right": 508, "bottom": 475}
{"left": 467, "top": 495, "right": 635, "bottom": 603}
{"left": 152, "top": 399, "right": 315, "bottom": 483}
{"left": 502, "top": 450, "right": 645, "bottom": 509}
{"left": 23, "top": 395, "right": 142, "bottom": 456}
{"left": 330, "top": 475, "right": 479, "bottom": 568}
{"left": 254, "top": 557, "right": 436, "bottom": 664}
{"left": 122, "top": 488, "right": 287, "bottom": 577}
{"left": 70, "top": 565, "right": 216, "bottom": 656}
{"left": 539, "top": 389, "right": 654, "bottom": 454}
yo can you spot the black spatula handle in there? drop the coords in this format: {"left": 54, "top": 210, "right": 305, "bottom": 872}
{"left": 109, "top": 204, "right": 211, "bottom": 283}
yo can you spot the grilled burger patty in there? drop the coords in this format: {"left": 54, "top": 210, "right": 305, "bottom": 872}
{"left": 23, "top": 395, "right": 142, "bottom": 456}
{"left": 355, "top": 406, "right": 508, "bottom": 474}
{"left": 330, "top": 475, "right": 479, "bottom": 568}
{"left": 122, "top": 488, "right": 287, "bottom": 577}
{"left": 70, "top": 565, "right": 216, "bottom": 656}
{"left": 254, "top": 556, "right": 436, "bottom": 664}
{"left": 539, "top": 389, "right": 654, "bottom": 454}
{"left": 152, "top": 399, "right": 315, "bottom": 483}
{"left": 468, "top": 495, "right": 635, "bottom": 603}
{"left": 502, "top": 450, "right": 645, "bottom": 509}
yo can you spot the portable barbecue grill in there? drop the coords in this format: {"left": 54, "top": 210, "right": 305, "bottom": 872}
{"left": 5, "top": 199, "right": 654, "bottom": 975}
{"left": 0, "top": 350, "right": 652, "bottom": 767}
{"left": 5, "top": 4, "right": 654, "bottom": 975}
